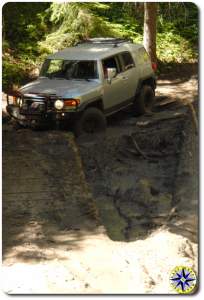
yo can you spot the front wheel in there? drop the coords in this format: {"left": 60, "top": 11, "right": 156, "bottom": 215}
{"left": 74, "top": 107, "right": 107, "bottom": 136}
{"left": 134, "top": 85, "right": 155, "bottom": 115}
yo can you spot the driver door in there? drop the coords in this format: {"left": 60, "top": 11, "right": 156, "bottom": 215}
{"left": 102, "top": 55, "right": 129, "bottom": 113}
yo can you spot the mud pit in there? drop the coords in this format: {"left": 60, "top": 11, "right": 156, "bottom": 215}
{"left": 78, "top": 102, "right": 198, "bottom": 243}
{"left": 2, "top": 73, "right": 198, "bottom": 294}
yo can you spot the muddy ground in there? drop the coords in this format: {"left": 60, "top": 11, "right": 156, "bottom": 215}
{"left": 2, "top": 67, "right": 198, "bottom": 294}
{"left": 78, "top": 103, "right": 198, "bottom": 243}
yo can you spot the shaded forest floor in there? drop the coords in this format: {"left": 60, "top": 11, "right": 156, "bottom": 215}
{"left": 2, "top": 64, "right": 198, "bottom": 294}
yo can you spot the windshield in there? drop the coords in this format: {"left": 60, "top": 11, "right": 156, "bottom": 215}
{"left": 40, "top": 59, "right": 98, "bottom": 80}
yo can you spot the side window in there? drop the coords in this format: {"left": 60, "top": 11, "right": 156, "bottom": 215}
{"left": 102, "top": 56, "right": 121, "bottom": 78}
{"left": 121, "top": 52, "right": 135, "bottom": 71}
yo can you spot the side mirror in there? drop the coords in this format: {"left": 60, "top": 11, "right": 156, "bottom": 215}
{"left": 107, "top": 68, "right": 117, "bottom": 83}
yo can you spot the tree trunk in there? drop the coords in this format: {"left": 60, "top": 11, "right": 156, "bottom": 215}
{"left": 143, "top": 2, "right": 157, "bottom": 64}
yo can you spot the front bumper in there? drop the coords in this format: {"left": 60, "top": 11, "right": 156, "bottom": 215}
{"left": 6, "top": 92, "right": 79, "bottom": 127}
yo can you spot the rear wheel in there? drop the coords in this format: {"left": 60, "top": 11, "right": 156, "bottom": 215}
{"left": 134, "top": 85, "right": 155, "bottom": 115}
{"left": 74, "top": 107, "right": 107, "bottom": 136}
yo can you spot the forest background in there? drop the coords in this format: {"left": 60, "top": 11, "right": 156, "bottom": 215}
{"left": 2, "top": 2, "right": 198, "bottom": 91}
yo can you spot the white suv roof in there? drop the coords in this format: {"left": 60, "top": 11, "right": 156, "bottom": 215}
{"left": 47, "top": 38, "right": 143, "bottom": 61}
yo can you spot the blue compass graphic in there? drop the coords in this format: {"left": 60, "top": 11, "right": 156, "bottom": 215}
{"left": 170, "top": 266, "right": 196, "bottom": 293}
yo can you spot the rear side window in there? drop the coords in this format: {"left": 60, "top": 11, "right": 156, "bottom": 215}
{"left": 138, "top": 47, "right": 150, "bottom": 63}
{"left": 121, "top": 52, "right": 135, "bottom": 70}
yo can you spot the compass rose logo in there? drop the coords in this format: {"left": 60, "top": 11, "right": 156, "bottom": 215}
{"left": 170, "top": 266, "right": 197, "bottom": 294}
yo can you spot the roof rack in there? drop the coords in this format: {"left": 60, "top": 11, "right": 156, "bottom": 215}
{"left": 76, "top": 38, "right": 133, "bottom": 47}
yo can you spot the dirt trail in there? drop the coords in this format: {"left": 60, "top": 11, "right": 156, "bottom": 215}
{"left": 2, "top": 71, "right": 198, "bottom": 294}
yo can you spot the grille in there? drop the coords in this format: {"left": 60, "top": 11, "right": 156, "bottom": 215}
{"left": 20, "top": 96, "right": 46, "bottom": 115}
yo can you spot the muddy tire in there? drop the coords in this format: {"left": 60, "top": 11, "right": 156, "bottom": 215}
{"left": 134, "top": 85, "right": 155, "bottom": 115}
{"left": 74, "top": 107, "right": 107, "bottom": 136}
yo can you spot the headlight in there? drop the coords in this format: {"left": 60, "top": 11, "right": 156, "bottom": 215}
{"left": 54, "top": 99, "right": 64, "bottom": 110}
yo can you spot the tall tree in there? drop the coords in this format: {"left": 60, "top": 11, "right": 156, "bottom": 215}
{"left": 143, "top": 2, "right": 157, "bottom": 64}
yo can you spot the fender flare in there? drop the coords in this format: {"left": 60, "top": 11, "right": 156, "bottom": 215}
{"left": 135, "top": 76, "right": 156, "bottom": 96}
{"left": 77, "top": 97, "right": 104, "bottom": 112}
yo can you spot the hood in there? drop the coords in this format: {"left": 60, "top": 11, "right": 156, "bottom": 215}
{"left": 20, "top": 77, "right": 101, "bottom": 98}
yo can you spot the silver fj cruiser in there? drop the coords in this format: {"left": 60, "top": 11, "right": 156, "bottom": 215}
{"left": 6, "top": 38, "right": 156, "bottom": 135}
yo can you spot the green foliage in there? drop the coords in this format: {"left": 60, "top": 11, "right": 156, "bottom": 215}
{"left": 157, "top": 32, "right": 197, "bottom": 63}
{"left": 38, "top": 3, "right": 113, "bottom": 54}
{"left": 87, "top": 2, "right": 198, "bottom": 63}
{"left": 2, "top": 53, "right": 32, "bottom": 91}
{"left": 156, "top": 2, "right": 198, "bottom": 62}
{"left": 2, "top": 2, "right": 198, "bottom": 90}
{"left": 3, "top": 2, "right": 50, "bottom": 53}
{"left": 2, "top": 2, "right": 50, "bottom": 90}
